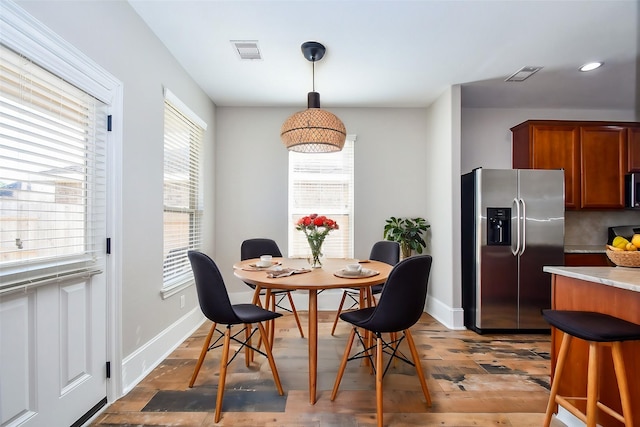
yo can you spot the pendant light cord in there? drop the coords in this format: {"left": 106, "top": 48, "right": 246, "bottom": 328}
{"left": 312, "top": 60, "right": 316, "bottom": 92}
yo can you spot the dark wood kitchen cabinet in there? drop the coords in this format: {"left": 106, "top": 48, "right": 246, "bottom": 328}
{"left": 579, "top": 125, "right": 626, "bottom": 209}
{"left": 628, "top": 127, "right": 640, "bottom": 172}
{"left": 512, "top": 120, "right": 633, "bottom": 210}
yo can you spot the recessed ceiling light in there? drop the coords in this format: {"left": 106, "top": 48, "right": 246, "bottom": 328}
{"left": 579, "top": 62, "right": 603, "bottom": 72}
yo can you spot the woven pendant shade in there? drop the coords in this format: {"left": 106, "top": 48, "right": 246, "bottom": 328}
{"left": 281, "top": 106, "right": 346, "bottom": 153}
{"left": 281, "top": 41, "right": 346, "bottom": 153}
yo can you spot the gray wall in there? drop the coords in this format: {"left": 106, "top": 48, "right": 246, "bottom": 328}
{"left": 215, "top": 107, "right": 431, "bottom": 292}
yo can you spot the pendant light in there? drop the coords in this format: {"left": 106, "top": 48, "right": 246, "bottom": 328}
{"left": 281, "top": 41, "right": 346, "bottom": 153}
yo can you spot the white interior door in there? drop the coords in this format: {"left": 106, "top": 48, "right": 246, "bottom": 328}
{"left": 1, "top": 273, "right": 107, "bottom": 427}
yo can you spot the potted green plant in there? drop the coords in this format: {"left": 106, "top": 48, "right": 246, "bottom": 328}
{"left": 383, "top": 216, "right": 430, "bottom": 259}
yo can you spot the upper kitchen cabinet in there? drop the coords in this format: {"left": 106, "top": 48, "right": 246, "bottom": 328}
{"left": 628, "top": 127, "right": 640, "bottom": 172}
{"left": 512, "top": 120, "right": 635, "bottom": 210}
{"left": 579, "top": 125, "right": 626, "bottom": 209}
{"left": 512, "top": 121, "right": 580, "bottom": 209}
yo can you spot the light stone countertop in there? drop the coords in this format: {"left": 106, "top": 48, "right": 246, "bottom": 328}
{"left": 543, "top": 266, "right": 640, "bottom": 293}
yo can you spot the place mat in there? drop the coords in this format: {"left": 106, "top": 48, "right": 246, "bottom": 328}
{"left": 266, "top": 268, "right": 311, "bottom": 278}
{"left": 242, "top": 261, "right": 282, "bottom": 271}
{"left": 334, "top": 268, "right": 379, "bottom": 279}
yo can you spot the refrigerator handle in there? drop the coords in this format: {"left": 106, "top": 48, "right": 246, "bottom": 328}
{"left": 511, "top": 197, "right": 520, "bottom": 256}
{"left": 519, "top": 198, "right": 526, "bottom": 256}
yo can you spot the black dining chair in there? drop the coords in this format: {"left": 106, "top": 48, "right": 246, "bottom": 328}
{"left": 330, "top": 255, "right": 433, "bottom": 427}
{"left": 330, "top": 240, "right": 400, "bottom": 335}
{"left": 187, "top": 250, "right": 284, "bottom": 423}
{"left": 241, "top": 238, "right": 304, "bottom": 340}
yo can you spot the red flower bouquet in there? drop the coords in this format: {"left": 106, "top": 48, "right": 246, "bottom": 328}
{"left": 296, "top": 214, "right": 339, "bottom": 268}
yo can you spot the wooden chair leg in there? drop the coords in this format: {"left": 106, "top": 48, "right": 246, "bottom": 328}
{"left": 330, "top": 327, "right": 357, "bottom": 400}
{"left": 245, "top": 325, "right": 252, "bottom": 366}
{"left": 544, "top": 332, "right": 572, "bottom": 427}
{"left": 287, "top": 292, "right": 305, "bottom": 338}
{"left": 611, "top": 341, "right": 634, "bottom": 426}
{"left": 214, "top": 326, "right": 231, "bottom": 423}
{"left": 405, "top": 329, "right": 431, "bottom": 406}
{"left": 257, "top": 321, "right": 284, "bottom": 395}
{"left": 331, "top": 291, "right": 348, "bottom": 335}
{"left": 268, "top": 293, "right": 276, "bottom": 348}
{"left": 189, "top": 322, "right": 217, "bottom": 388}
{"left": 375, "top": 333, "right": 384, "bottom": 427}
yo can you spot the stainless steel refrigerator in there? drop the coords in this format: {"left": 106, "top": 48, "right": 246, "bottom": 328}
{"left": 461, "top": 168, "right": 565, "bottom": 333}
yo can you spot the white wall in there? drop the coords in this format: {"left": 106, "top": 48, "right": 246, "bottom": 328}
{"left": 17, "top": 0, "right": 216, "bottom": 376}
{"left": 423, "top": 86, "right": 464, "bottom": 329}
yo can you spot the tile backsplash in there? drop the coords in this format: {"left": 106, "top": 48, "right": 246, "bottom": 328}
{"left": 565, "top": 210, "right": 640, "bottom": 245}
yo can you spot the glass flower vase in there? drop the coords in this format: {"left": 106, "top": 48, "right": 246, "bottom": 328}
{"left": 307, "top": 235, "right": 325, "bottom": 268}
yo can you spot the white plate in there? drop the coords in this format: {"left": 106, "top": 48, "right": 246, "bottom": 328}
{"left": 334, "top": 268, "right": 379, "bottom": 279}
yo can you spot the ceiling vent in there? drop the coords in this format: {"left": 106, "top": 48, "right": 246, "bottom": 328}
{"left": 231, "top": 40, "right": 262, "bottom": 60}
{"left": 505, "top": 66, "right": 543, "bottom": 82}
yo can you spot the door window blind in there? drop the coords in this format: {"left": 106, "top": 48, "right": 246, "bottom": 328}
{"left": 0, "top": 44, "right": 107, "bottom": 290}
{"left": 162, "top": 91, "right": 205, "bottom": 290}
{"left": 288, "top": 137, "right": 354, "bottom": 258}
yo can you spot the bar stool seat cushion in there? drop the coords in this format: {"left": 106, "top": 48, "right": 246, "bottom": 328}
{"left": 542, "top": 310, "right": 640, "bottom": 342}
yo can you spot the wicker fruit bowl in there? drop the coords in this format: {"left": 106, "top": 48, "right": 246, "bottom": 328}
{"left": 605, "top": 248, "right": 640, "bottom": 267}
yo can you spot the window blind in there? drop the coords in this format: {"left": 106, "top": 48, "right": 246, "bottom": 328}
{"left": 288, "top": 137, "right": 355, "bottom": 259}
{"left": 162, "top": 93, "right": 205, "bottom": 289}
{"left": 0, "top": 44, "right": 107, "bottom": 290}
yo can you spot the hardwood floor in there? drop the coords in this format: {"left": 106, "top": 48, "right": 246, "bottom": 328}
{"left": 91, "top": 311, "right": 565, "bottom": 426}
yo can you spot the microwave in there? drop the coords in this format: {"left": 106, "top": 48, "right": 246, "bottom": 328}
{"left": 626, "top": 173, "right": 640, "bottom": 209}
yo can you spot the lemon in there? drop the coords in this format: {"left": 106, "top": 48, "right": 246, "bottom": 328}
{"left": 632, "top": 234, "right": 640, "bottom": 248}
{"left": 613, "top": 236, "right": 630, "bottom": 249}
{"left": 626, "top": 243, "right": 638, "bottom": 251}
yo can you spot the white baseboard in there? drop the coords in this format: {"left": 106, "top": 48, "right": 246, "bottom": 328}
{"left": 557, "top": 407, "right": 587, "bottom": 427}
{"left": 121, "top": 307, "right": 205, "bottom": 394}
{"left": 424, "top": 295, "right": 465, "bottom": 330}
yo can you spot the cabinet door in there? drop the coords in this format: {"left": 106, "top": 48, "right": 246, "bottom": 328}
{"left": 628, "top": 127, "right": 640, "bottom": 172}
{"left": 564, "top": 253, "right": 611, "bottom": 266}
{"left": 530, "top": 125, "right": 580, "bottom": 209}
{"left": 580, "top": 126, "right": 627, "bottom": 208}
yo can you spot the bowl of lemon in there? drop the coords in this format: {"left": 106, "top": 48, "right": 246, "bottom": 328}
{"left": 606, "top": 234, "right": 640, "bottom": 267}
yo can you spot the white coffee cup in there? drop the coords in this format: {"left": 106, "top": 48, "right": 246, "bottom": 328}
{"left": 346, "top": 263, "right": 362, "bottom": 273}
{"left": 257, "top": 254, "right": 272, "bottom": 267}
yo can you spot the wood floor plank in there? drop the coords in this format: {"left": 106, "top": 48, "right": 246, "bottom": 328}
{"left": 90, "top": 312, "right": 564, "bottom": 427}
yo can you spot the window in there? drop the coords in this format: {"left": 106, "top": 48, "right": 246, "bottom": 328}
{"left": 162, "top": 89, "right": 206, "bottom": 293}
{"left": 0, "top": 44, "right": 107, "bottom": 290}
{"left": 288, "top": 137, "right": 355, "bottom": 258}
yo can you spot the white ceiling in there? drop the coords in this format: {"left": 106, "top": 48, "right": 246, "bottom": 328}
{"left": 128, "top": 0, "right": 639, "bottom": 110}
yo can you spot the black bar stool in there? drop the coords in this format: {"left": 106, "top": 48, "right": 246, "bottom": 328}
{"left": 542, "top": 310, "right": 640, "bottom": 427}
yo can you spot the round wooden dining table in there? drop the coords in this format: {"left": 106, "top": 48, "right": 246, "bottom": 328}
{"left": 233, "top": 257, "right": 392, "bottom": 404}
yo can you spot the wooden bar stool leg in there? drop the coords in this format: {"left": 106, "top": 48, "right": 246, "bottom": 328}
{"left": 611, "top": 341, "right": 634, "bottom": 426}
{"left": 586, "top": 341, "right": 599, "bottom": 427}
{"left": 544, "top": 332, "right": 572, "bottom": 427}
